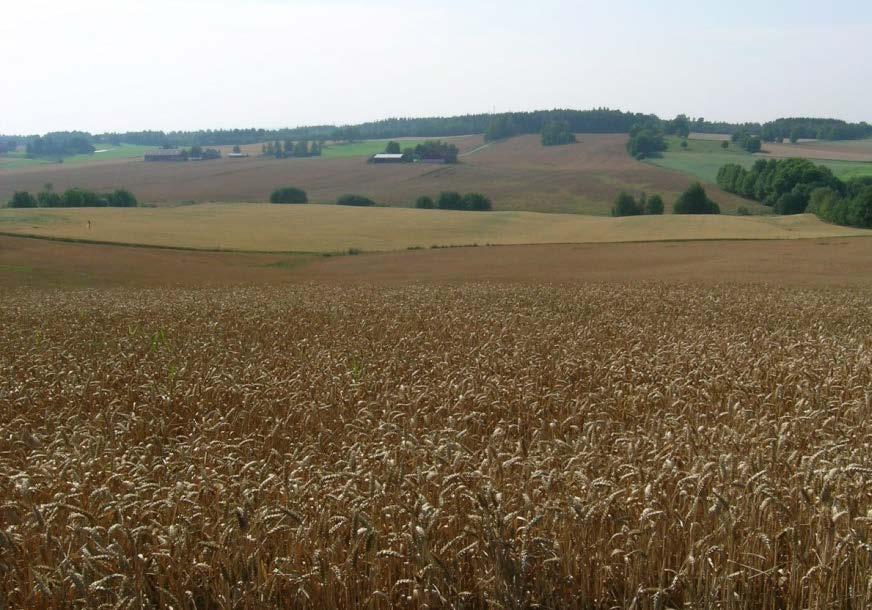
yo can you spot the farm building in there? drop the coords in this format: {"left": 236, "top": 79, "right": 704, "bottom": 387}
{"left": 228, "top": 152, "right": 249, "bottom": 158}
{"left": 368, "top": 153, "right": 405, "bottom": 164}
{"left": 144, "top": 149, "right": 186, "bottom": 162}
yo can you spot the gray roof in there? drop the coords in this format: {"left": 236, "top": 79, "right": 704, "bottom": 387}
{"left": 372, "top": 153, "right": 404, "bottom": 159}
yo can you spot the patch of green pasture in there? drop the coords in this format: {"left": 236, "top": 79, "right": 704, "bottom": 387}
{"left": 0, "top": 144, "right": 158, "bottom": 170}
{"left": 648, "top": 136, "right": 872, "bottom": 183}
{"left": 320, "top": 139, "right": 426, "bottom": 159}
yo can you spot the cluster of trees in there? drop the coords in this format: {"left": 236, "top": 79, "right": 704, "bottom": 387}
{"left": 716, "top": 158, "right": 841, "bottom": 214}
{"left": 262, "top": 140, "right": 323, "bottom": 159}
{"left": 415, "top": 192, "right": 492, "bottom": 211}
{"left": 25, "top": 132, "right": 95, "bottom": 157}
{"left": 673, "top": 183, "right": 720, "bottom": 214}
{"left": 8, "top": 187, "right": 137, "bottom": 208}
{"left": 611, "top": 192, "right": 664, "bottom": 216}
{"left": 188, "top": 146, "right": 221, "bottom": 160}
{"left": 270, "top": 187, "right": 308, "bottom": 204}
{"left": 807, "top": 182, "right": 872, "bottom": 228}
{"left": 717, "top": 158, "right": 872, "bottom": 226}
{"left": 731, "top": 130, "right": 762, "bottom": 153}
{"left": 541, "top": 121, "right": 576, "bottom": 146}
{"left": 413, "top": 140, "right": 459, "bottom": 163}
{"left": 612, "top": 184, "right": 719, "bottom": 216}
{"left": 626, "top": 124, "right": 666, "bottom": 159}
{"left": 0, "top": 139, "right": 17, "bottom": 154}
{"left": 664, "top": 114, "right": 691, "bottom": 138}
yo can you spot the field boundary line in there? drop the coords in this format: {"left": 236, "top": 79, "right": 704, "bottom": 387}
{"left": 1, "top": 229, "right": 869, "bottom": 256}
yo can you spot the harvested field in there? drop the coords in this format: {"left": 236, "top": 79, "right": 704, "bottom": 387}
{"left": 2, "top": 234, "right": 872, "bottom": 289}
{"left": 2, "top": 205, "right": 867, "bottom": 253}
{"left": 763, "top": 139, "right": 872, "bottom": 163}
{"left": 1, "top": 283, "right": 871, "bottom": 608}
{"left": 0, "top": 135, "right": 758, "bottom": 214}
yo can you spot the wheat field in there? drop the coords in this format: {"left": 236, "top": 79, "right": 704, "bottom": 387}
{"left": 1, "top": 284, "right": 871, "bottom": 608}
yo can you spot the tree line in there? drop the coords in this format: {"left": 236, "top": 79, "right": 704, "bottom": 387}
{"left": 269, "top": 187, "right": 492, "bottom": 210}
{"left": 7, "top": 186, "right": 137, "bottom": 208}
{"left": 24, "top": 132, "right": 95, "bottom": 157}
{"left": 415, "top": 192, "right": 492, "bottom": 211}
{"left": 261, "top": 140, "right": 323, "bottom": 158}
{"left": 716, "top": 158, "right": 872, "bottom": 227}
{"left": 4, "top": 111, "right": 869, "bottom": 153}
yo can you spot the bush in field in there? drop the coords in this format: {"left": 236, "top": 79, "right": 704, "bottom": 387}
{"left": 270, "top": 187, "right": 308, "bottom": 204}
{"left": 415, "top": 196, "right": 434, "bottom": 209}
{"left": 645, "top": 194, "right": 664, "bottom": 215}
{"left": 541, "top": 121, "right": 576, "bottom": 146}
{"left": 107, "top": 189, "right": 137, "bottom": 207}
{"left": 461, "top": 193, "right": 492, "bottom": 211}
{"left": 611, "top": 192, "right": 643, "bottom": 216}
{"left": 9, "top": 191, "right": 37, "bottom": 208}
{"left": 626, "top": 125, "right": 666, "bottom": 158}
{"left": 673, "top": 183, "right": 720, "bottom": 214}
{"left": 337, "top": 194, "right": 376, "bottom": 207}
{"left": 437, "top": 191, "right": 464, "bottom": 210}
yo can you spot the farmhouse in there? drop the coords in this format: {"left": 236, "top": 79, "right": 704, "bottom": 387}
{"left": 144, "top": 149, "right": 186, "bottom": 162}
{"left": 368, "top": 153, "right": 405, "bottom": 164}
{"left": 228, "top": 152, "right": 249, "bottom": 158}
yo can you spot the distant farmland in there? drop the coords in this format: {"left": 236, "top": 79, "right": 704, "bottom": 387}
{"left": 0, "top": 144, "right": 159, "bottom": 170}
{"left": 0, "top": 135, "right": 759, "bottom": 215}
{"left": 651, "top": 136, "right": 872, "bottom": 183}
{"left": 1, "top": 204, "right": 868, "bottom": 253}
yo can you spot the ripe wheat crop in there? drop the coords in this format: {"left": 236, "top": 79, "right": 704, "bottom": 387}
{"left": 0, "top": 284, "right": 870, "bottom": 608}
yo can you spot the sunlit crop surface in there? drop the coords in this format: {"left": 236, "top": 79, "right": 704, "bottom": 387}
{"left": 1, "top": 284, "right": 871, "bottom": 608}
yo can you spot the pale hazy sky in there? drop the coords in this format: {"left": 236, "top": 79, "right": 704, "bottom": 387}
{"left": 2, "top": 0, "right": 871, "bottom": 135}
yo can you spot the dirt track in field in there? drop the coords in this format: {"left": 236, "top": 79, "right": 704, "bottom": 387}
{"left": 3, "top": 234, "right": 870, "bottom": 289}
{"left": 0, "top": 135, "right": 757, "bottom": 214}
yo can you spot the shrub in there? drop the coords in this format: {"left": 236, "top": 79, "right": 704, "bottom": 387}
{"left": 107, "top": 189, "right": 137, "bottom": 207}
{"left": 737, "top": 206, "right": 751, "bottom": 216}
{"left": 680, "top": 139, "right": 688, "bottom": 149}
{"left": 37, "top": 191, "right": 63, "bottom": 207}
{"left": 337, "top": 194, "right": 375, "bottom": 207}
{"left": 612, "top": 192, "right": 642, "bottom": 216}
{"left": 61, "top": 188, "right": 103, "bottom": 207}
{"left": 437, "top": 191, "right": 463, "bottom": 210}
{"left": 541, "top": 121, "right": 576, "bottom": 146}
{"left": 270, "top": 187, "right": 308, "bottom": 204}
{"left": 721, "top": 140, "right": 729, "bottom": 149}
{"left": 673, "top": 183, "right": 720, "bottom": 214}
{"left": 645, "top": 194, "right": 664, "bottom": 215}
{"left": 9, "top": 191, "right": 37, "bottom": 208}
{"left": 627, "top": 128, "right": 666, "bottom": 158}
{"left": 415, "top": 196, "right": 434, "bottom": 209}
{"left": 461, "top": 193, "right": 492, "bottom": 211}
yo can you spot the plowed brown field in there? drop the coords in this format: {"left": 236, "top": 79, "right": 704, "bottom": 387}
{"left": 2, "top": 234, "right": 871, "bottom": 288}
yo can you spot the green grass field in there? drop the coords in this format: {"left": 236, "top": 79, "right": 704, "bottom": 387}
{"left": 320, "top": 139, "right": 429, "bottom": 159}
{"left": 648, "top": 136, "right": 872, "bottom": 184}
{"left": 0, "top": 144, "right": 158, "bottom": 170}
